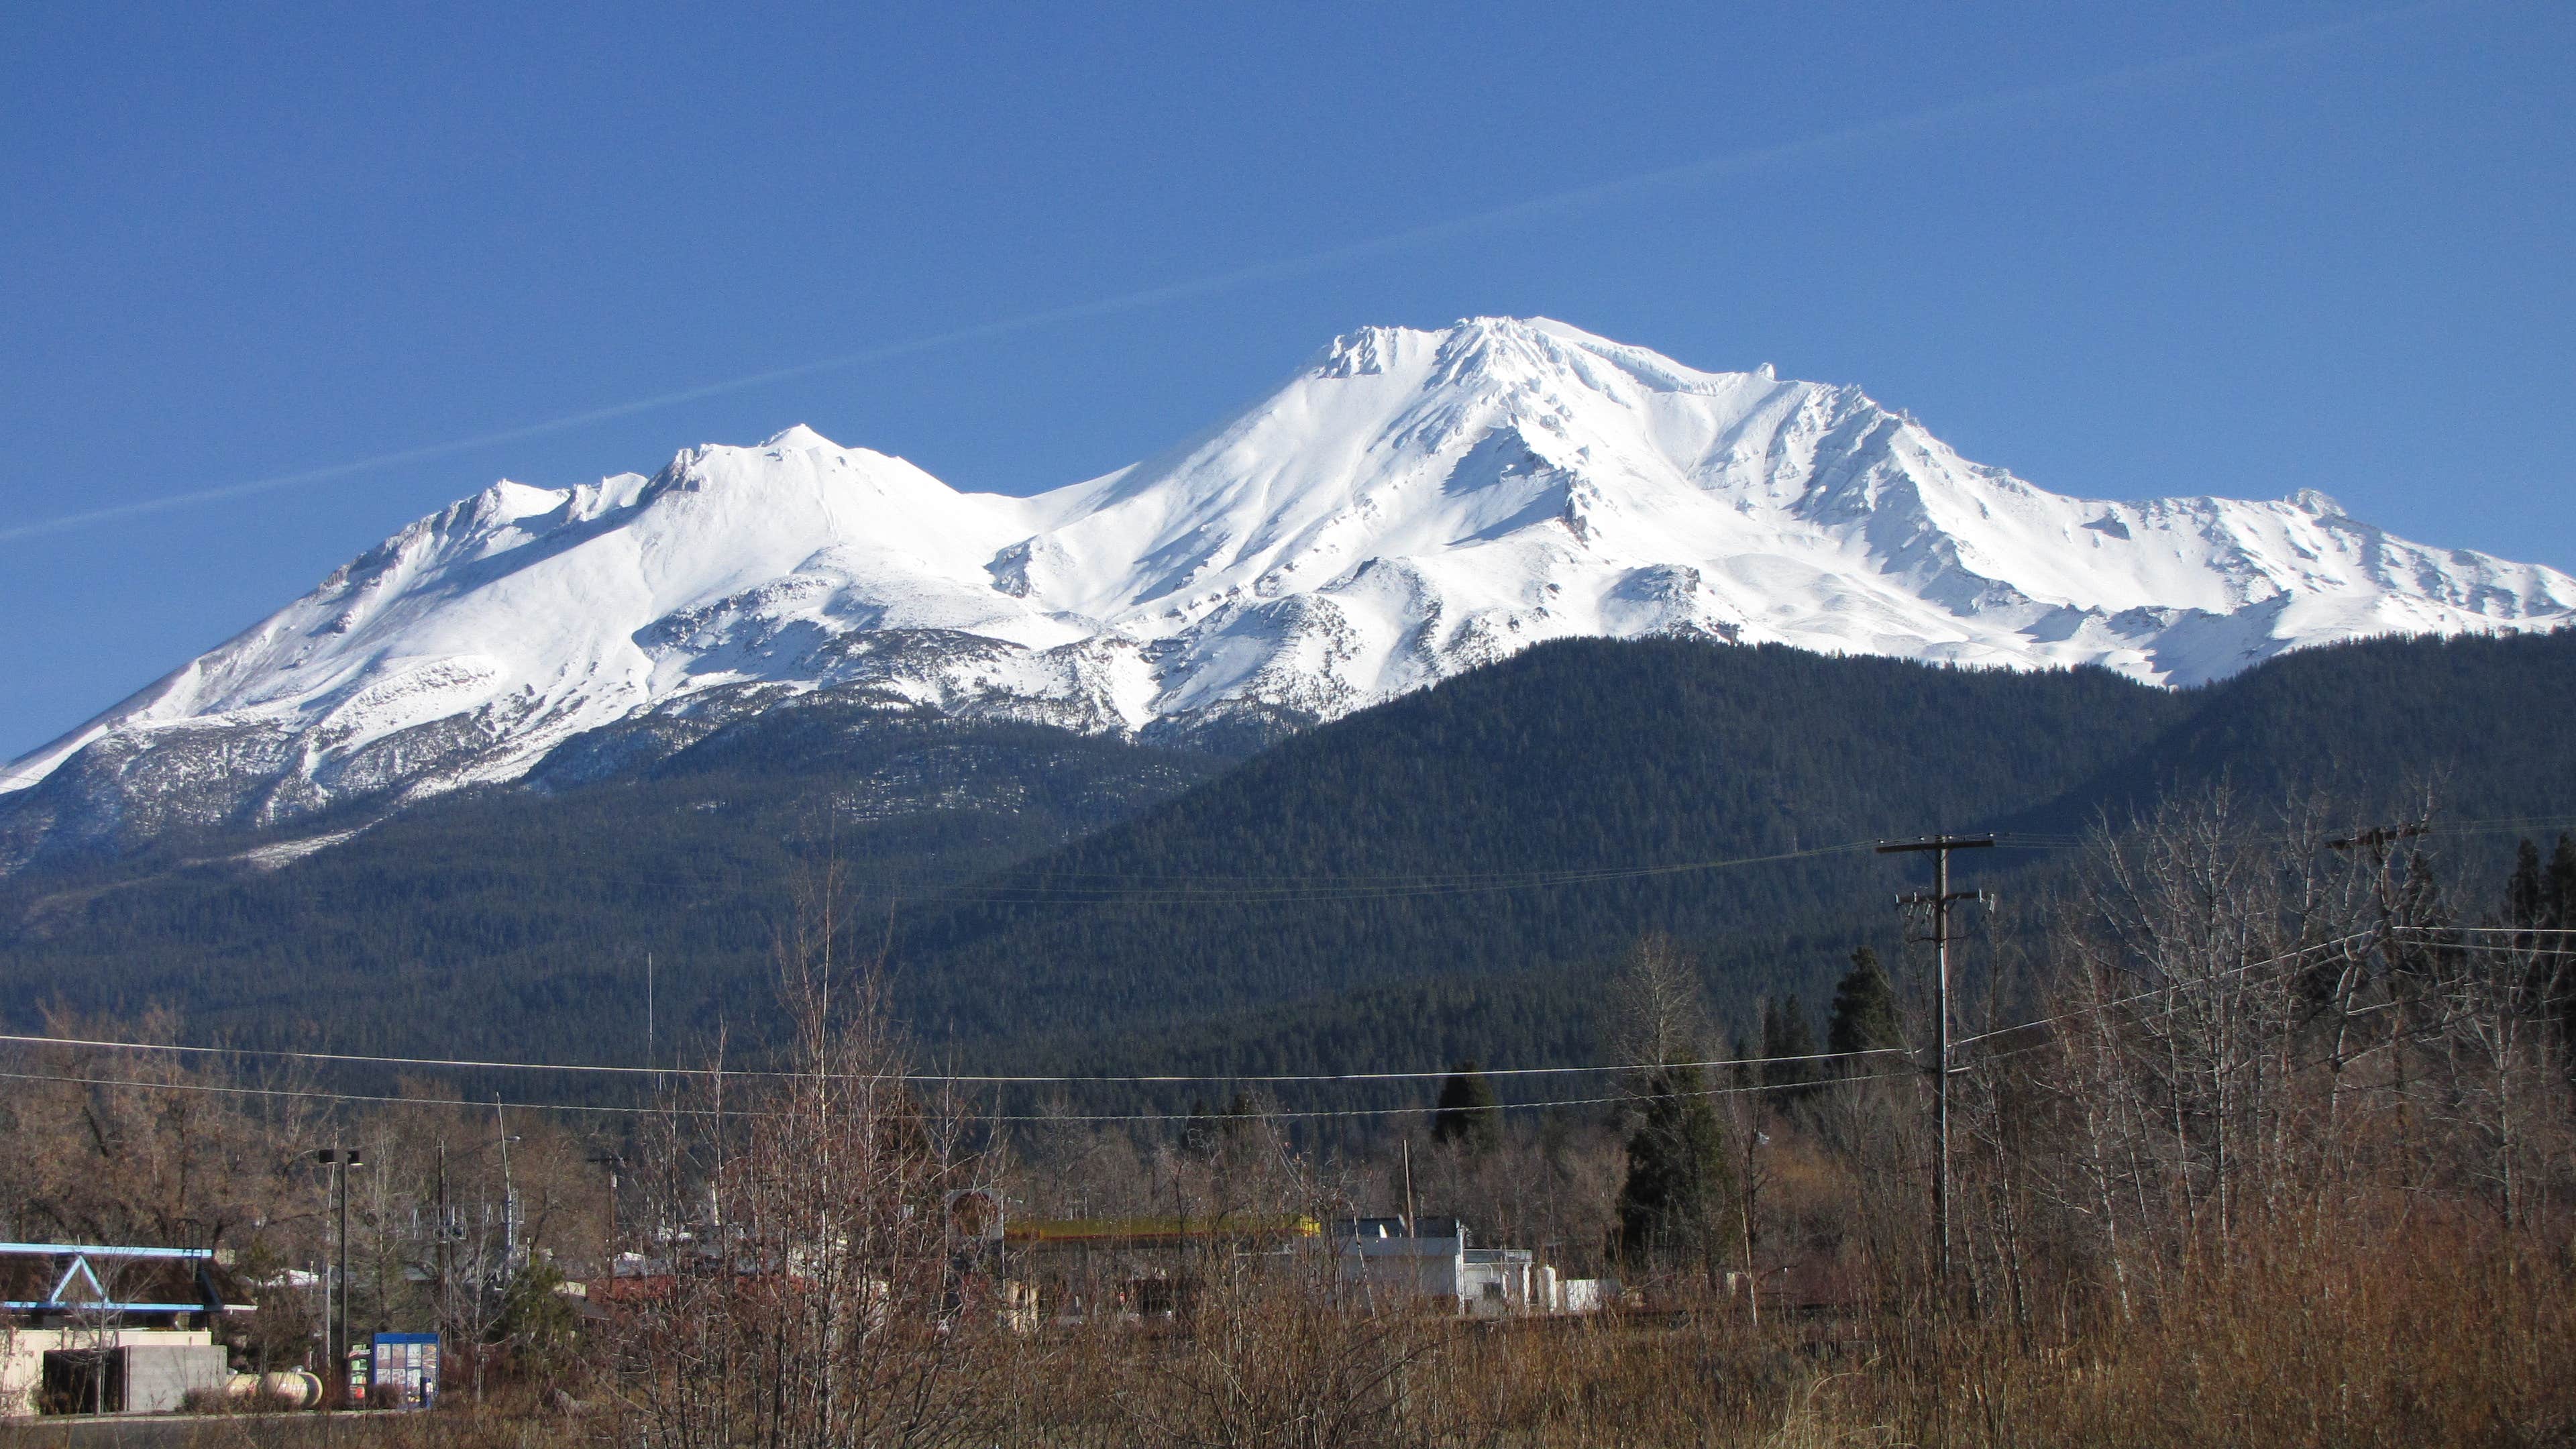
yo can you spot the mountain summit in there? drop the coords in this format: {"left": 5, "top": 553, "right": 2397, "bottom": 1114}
{"left": 7, "top": 317, "right": 2570, "bottom": 855}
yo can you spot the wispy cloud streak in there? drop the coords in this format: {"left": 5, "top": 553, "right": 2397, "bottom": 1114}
{"left": 1, "top": 1, "right": 2453, "bottom": 546}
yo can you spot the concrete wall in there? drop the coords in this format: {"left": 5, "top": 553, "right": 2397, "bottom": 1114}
{"left": 0, "top": 1328, "right": 221, "bottom": 1417}
{"left": 122, "top": 1343, "right": 229, "bottom": 1412}
{"left": 1338, "top": 1237, "right": 1466, "bottom": 1311}
{"left": 1342, "top": 1240, "right": 1574, "bottom": 1318}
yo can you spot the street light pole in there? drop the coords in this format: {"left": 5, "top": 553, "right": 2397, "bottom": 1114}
{"left": 313, "top": 1146, "right": 365, "bottom": 1405}
{"left": 437, "top": 1138, "right": 449, "bottom": 1341}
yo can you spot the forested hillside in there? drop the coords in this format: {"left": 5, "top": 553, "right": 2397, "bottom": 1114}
{"left": 2031, "top": 626, "right": 2576, "bottom": 824}
{"left": 4, "top": 629, "right": 2572, "bottom": 1091}
{"left": 0, "top": 708, "right": 1226, "bottom": 1070}
{"left": 952, "top": 628, "right": 2576, "bottom": 1089}
{"left": 884, "top": 641, "right": 2187, "bottom": 1049}
{"left": 896, "top": 629, "right": 2576, "bottom": 1075}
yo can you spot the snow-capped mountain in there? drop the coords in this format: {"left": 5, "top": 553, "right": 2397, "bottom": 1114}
{"left": 6, "top": 317, "right": 2571, "bottom": 856}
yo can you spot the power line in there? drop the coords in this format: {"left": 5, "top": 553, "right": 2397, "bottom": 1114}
{"left": 0, "top": 1069, "right": 698, "bottom": 1118}
{"left": 184, "top": 818, "right": 2202, "bottom": 911}
{"left": 1948, "top": 929, "right": 2379, "bottom": 1048}
{"left": 12, "top": 924, "right": 2541, "bottom": 1122}
{"left": 0, "top": 1028, "right": 1909, "bottom": 1087}
{"left": 0, "top": 1061, "right": 1916, "bottom": 1126}
{"left": 7, "top": 926, "right": 2529, "bottom": 1089}
{"left": 1947, "top": 923, "right": 2566, "bottom": 1050}
{"left": 990, "top": 1065, "right": 1925, "bottom": 1124}
{"left": 839, "top": 841, "right": 1889, "bottom": 905}
{"left": 2442, "top": 925, "right": 2576, "bottom": 936}
{"left": 131, "top": 837, "right": 1915, "bottom": 910}
{"left": 242, "top": 805, "right": 2576, "bottom": 916}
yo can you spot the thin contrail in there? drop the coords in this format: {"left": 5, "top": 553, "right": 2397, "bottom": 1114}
{"left": 1, "top": 1, "right": 2457, "bottom": 547}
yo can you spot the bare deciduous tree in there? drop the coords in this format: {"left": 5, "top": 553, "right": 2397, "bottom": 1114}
{"left": 0, "top": 1006, "right": 322, "bottom": 1250}
{"left": 606, "top": 867, "right": 1008, "bottom": 1448}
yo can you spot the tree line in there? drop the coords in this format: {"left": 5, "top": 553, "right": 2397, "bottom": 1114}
{"left": 3, "top": 794, "right": 2574, "bottom": 1442}
{"left": 22, "top": 627, "right": 2576, "bottom": 1106}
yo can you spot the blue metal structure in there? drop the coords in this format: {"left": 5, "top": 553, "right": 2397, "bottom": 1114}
{"left": 0, "top": 1242, "right": 227, "bottom": 1317}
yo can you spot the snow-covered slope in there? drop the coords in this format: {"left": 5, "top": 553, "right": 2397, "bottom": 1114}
{"left": 7, "top": 317, "right": 2570, "bottom": 853}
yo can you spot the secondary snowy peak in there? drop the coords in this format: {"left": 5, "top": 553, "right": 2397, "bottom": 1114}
{"left": 7, "top": 317, "right": 2571, "bottom": 853}
{"left": 0, "top": 431, "right": 1099, "bottom": 822}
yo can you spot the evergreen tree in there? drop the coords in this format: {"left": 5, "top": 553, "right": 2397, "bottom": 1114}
{"left": 1617, "top": 1065, "right": 1733, "bottom": 1271}
{"left": 1181, "top": 1097, "right": 1218, "bottom": 1160}
{"left": 1760, "top": 994, "right": 1820, "bottom": 1098}
{"left": 2548, "top": 835, "right": 2576, "bottom": 1046}
{"left": 1430, "top": 1060, "right": 1503, "bottom": 1154}
{"left": 493, "top": 1257, "right": 584, "bottom": 1377}
{"left": 2510, "top": 838, "right": 2544, "bottom": 928}
{"left": 13, "top": 628, "right": 2576, "bottom": 1089}
{"left": 1827, "top": 946, "right": 1906, "bottom": 1065}
{"left": 2548, "top": 834, "right": 2576, "bottom": 928}
{"left": 1218, "top": 1090, "right": 1266, "bottom": 1163}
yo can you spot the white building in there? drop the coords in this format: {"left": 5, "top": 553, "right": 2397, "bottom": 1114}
{"left": 1332, "top": 1217, "right": 1597, "bottom": 1317}
{"left": 0, "top": 1328, "right": 231, "bottom": 1417}
{"left": 0, "top": 1244, "right": 244, "bottom": 1417}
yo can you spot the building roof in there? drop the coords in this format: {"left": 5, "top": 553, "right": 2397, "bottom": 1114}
{"left": 1004, "top": 1214, "right": 1319, "bottom": 1247}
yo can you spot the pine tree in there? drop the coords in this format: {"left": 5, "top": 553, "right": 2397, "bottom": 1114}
{"left": 1760, "top": 994, "right": 1820, "bottom": 1098}
{"left": 2549, "top": 835, "right": 2576, "bottom": 1046}
{"left": 1181, "top": 1097, "right": 1218, "bottom": 1160}
{"left": 2548, "top": 834, "right": 2576, "bottom": 928}
{"left": 1827, "top": 946, "right": 1906, "bottom": 1066}
{"left": 1218, "top": 1090, "right": 1266, "bottom": 1163}
{"left": 1617, "top": 1064, "right": 1733, "bottom": 1271}
{"left": 2510, "top": 838, "right": 2544, "bottom": 928}
{"left": 1430, "top": 1060, "right": 1503, "bottom": 1154}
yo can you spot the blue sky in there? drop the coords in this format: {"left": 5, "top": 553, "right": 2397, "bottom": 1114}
{"left": 3, "top": 1, "right": 2569, "bottom": 759}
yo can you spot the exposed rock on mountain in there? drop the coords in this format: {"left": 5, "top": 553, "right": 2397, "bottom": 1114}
{"left": 7, "top": 317, "right": 2569, "bottom": 861}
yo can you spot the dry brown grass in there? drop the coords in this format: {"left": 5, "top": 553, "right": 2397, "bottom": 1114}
{"left": 13, "top": 814, "right": 2573, "bottom": 1448}
{"left": 18, "top": 1204, "right": 2559, "bottom": 1449}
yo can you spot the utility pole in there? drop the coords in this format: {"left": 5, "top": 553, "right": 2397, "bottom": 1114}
{"left": 1877, "top": 833, "right": 1993, "bottom": 1282}
{"left": 1400, "top": 1139, "right": 1417, "bottom": 1236}
{"left": 2329, "top": 820, "right": 2432, "bottom": 1183}
{"left": 493, "top": 1097, "right": 518, "bottom": 1275}
{"left": 437, "top": 1138, "right": 451, "bottom": 1334}
{"left": 588, "top": 1152, "right": 629, "bottom": 1242}
{"left": 320, "top": 1152, "right": 331, "bottom": 1394}
{"left": 314, "top": 1146, "right": 364, "bottom": 1404}
{"left": 437, "top": 1130, "right": 519, "bottom": 1353}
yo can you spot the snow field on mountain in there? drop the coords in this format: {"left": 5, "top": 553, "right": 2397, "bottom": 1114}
{"left": 7, "top": 317, "right": 2570, "bottom": 829}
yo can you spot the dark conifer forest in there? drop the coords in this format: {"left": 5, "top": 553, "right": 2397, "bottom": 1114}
{"left": 4, "top": 628, "right": 2575, "bottom": 1096}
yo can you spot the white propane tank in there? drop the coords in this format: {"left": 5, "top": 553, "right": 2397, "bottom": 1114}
{"left": 225, "top": 1369, "right": 323, "bottom": 1409}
